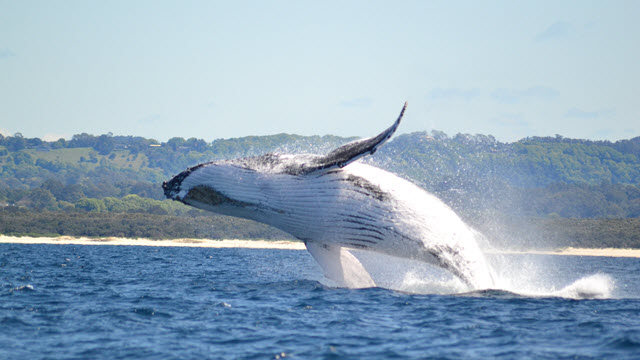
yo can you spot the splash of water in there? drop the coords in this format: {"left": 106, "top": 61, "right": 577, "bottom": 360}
{"left": 485, "top": 252, "right": 615, "bottom": 299}
{"left": 347, "top": 250, "right": 470, "bottom": 294}
{"left": 271, "top": 137, "right": 616, "bottom": 299}
{"left": 286, "top": 162, "right": 616, "bottom": 299}
{"left": 323, "top": 239, "right": 616, "bottom": 300}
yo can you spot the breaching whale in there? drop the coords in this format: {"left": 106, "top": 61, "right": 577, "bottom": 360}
{"left": 163, "top": 103, "right": 494, "bottom": 290}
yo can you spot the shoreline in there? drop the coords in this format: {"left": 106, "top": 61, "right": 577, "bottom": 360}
{"left": 1, "top": 235, "right": 640, "bottom": 257}
{"left": 0, "top": 235, "right": 306, "bottom": 250}
{"left": 488, "top": 247, "right": 640, "bottom": 258}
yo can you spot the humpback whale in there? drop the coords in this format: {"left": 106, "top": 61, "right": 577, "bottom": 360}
{"left": 163, "top": 103, "right": 494, "bottom": 290}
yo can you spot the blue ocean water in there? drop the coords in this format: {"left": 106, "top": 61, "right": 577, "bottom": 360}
{"left": 1, "top": 243, "right": 640, "bottom": 359}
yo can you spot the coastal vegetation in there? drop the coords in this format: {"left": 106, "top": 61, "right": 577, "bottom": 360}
{"left": 1, "top": 130, "right": 639, "bottom": 248}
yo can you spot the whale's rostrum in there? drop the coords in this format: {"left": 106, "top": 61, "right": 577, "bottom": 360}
{"left": 163, "top": 102, "right": 494, "bottom": 290}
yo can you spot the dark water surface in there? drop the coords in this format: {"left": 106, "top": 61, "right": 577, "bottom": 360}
{"left": 1, "top": 243, "right": 639, "bottom": 359}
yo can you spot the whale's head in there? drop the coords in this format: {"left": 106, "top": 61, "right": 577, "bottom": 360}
{"left": 162, "top": 161, "right": 269, "bottom": 219}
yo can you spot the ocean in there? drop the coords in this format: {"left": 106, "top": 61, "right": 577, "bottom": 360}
{"left": 1, "top": 243, "right": 639, "bottom": 359}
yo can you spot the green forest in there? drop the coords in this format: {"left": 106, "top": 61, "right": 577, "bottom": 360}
{"left": 1, "top": 129, "right": 639, "bottom": 248}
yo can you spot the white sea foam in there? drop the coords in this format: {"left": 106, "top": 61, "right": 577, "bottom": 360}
{"left": 551, "top": 274, "right": 615, "bottom": 299}
{"left": 336, "top": 240, "right": 616, "bottom": 299}
{"left": 484, "top": 253, "right": 616, "bottom": 299}
{"left": 397, "top": 270, "right": 468, "bottom": 295}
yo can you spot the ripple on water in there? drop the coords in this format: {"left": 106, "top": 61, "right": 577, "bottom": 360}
{"left": 0, "top": 244, "right": 639, "bottom": 360}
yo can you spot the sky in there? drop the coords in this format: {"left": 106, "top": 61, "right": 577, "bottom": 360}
{"left": 1, "top": 0, "right": 639, "bottom": 143}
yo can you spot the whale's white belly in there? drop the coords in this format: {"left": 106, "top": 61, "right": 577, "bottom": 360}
{"left": 181, "top": 162, "right": 493, "bottom": 289}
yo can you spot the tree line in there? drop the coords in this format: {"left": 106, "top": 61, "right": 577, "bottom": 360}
{"left": 2, "top": 130, "right": 640, "bottom": 218}
{"left": 0, "top": 207, "right": 291, "bottom": 240}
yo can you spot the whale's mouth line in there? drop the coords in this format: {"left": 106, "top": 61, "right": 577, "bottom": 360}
{"left": 179, "top": 184, "right": 287, "bottom": 216}
{"left": 183, "top": 185, "right": 252, "bottom": 207}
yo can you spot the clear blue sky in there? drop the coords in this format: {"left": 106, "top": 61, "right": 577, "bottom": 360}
{"left": 1, "top": 1, "right": 638, "bottom": 142}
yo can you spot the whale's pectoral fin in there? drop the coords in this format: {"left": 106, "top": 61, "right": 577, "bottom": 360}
{"left": 305, "top": 242, "right": 376, "bottom": 288}
{"left": 306, "top": 102, "right": 407, "bottom": 173}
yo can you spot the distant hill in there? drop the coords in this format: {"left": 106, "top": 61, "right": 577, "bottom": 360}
{"left": 371, "top": 132, "right": 640, "bottom": 219}
{"left": 1, "top": 130, "right": 640, "bottom": 247}
{"left": 1, "top": 130, "right": 639, "bottom": 219}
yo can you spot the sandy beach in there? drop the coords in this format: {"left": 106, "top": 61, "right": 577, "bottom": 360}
{"left": 1, "top": 235, "right": 640, "bottom": 257}
{"left": 486, "top": 247, "right": 640, "bottom": 258}
{"left": 0, "top": 235, "right": 306, "bottom": 250}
